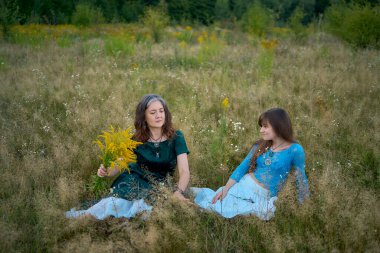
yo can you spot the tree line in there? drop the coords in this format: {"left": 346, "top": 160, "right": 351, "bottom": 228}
{"left": 3, "top": 0, "right": 378, "bottom": 26}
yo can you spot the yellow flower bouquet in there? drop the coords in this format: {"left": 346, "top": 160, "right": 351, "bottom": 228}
{"left": 89, "top": 126, "right": 141, "bottom": 197}
{"left": 94, "top": 125, "right": 142, "bottom": 173}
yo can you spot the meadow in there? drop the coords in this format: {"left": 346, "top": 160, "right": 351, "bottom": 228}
{"left": 0, "top": 24, "right": 379, "bottom": 252}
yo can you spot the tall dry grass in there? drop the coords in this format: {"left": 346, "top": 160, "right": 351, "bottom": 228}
{"left": 0, "top": 27, "right": 379, "bottom": 252}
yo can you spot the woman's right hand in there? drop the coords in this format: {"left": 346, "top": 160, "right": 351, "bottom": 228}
{"left": 97, "top": 164, "right": 108, "bottom": 177}
{"left": 211, "top": 187, "right": 229, "bottom": 204}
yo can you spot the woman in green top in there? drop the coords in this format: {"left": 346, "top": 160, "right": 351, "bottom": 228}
{"left": 66, "top": 94, "right": 190, "bottom": 219}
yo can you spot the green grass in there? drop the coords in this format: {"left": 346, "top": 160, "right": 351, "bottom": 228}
{"left": 104, "top": 36, "right": 135, "bottom": 57}
{"left": 0, "top": 26, "right": 379, "bottom": 252}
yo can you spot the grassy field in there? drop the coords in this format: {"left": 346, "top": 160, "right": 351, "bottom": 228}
{"left": 0, "top": 24, "right": 379, "bottom": 252}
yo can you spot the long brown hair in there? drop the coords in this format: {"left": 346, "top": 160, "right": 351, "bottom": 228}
{"left": 133, "top": 94, "right": 175, "bottom": 142}
{"left": 249, "top": 108, "right": 295, "bottom": 172}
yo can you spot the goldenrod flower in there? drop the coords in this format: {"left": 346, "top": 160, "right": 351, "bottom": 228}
{"left": 94, "top": 126, "right": 141, "bottom": 174}
{"left": 222, "top": 97, "right": 229, "bottom": 109}
{"left": 179, "top": 41, "right": 187, "bottom": 48}
{"left": 197, "top": 35, "right": 204, "bottom": 44}
{"left": 261, "top": 39, "right": 278, "bottom": 50}
{"left": 210, "top": 32, "right": 218, "bottom": 43}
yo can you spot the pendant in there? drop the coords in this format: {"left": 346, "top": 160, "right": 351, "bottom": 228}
{"left": 265, "top": 158, "right": 271, "bottom": 166}
{"left": 156, "top": 152, "right": 160, "bottom": 158}
{"left": 154, "top": 143, "right": 159, "bottom": 148}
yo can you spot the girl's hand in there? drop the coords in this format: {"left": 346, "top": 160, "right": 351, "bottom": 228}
{"left": 212, "top": 187, "right": 229, "bottom": 204}
{"left": 97, "top": 164, "right": 108, "bottom": 177}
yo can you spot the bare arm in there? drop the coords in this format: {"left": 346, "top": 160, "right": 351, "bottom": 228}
{"left": 176, "top": 153, "right": 190, "bottom": 191}
{"left": 173, "top": 153, "right": 190, "bottom": 199}
{"left": 211, "top": 178, "right": 236, "bottom": 204}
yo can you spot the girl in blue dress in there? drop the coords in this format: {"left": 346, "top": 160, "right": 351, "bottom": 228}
{"left": 192, "top": 108, "right": 309, "bottom": 220}
{"left": 66, "top": 94, "right": 190, "bottom": 219}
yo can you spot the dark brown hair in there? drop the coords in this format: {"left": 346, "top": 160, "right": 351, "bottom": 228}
{"left": 133, "top": 94, "right": 175, "bottom": 142}
{"left": 249, "top": 108, "right": 295, "bottom": 172}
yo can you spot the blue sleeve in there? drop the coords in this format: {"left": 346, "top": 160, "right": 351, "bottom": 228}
{"left": 292, "top": 144, "right": 310, "bottom": 203}
{"left": 229, "top": 145, "right": 257, "bottom": 182}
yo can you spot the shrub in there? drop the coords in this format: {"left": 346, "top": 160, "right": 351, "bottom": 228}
{"left": 289, "top": 6, "right": 308, "bottom": 40}
{"left": 142, "top": 6, "right": 170, "bottom": 43}
{"left": 121, "top": 0, "right": 145, "bottom": 22}
{"left": 325, "top": 4, "right": 380, "bottom": 49}
{"left": 241, "top": 2, "right": 274, "bottom": 37}
{"left": 71, "top": 3, "right": 104, "bottom": 27}
{"left": 0, "top": 0, "right": 21, "bottom": 40}
{"left": 214, "top": 0, "right": 230, "bottom": 21}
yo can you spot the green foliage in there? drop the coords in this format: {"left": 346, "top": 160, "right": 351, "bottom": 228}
{"left": 241, "top": 2, "right": 274, "bottom": 37}
{"left": 5, "top": 0, "right": 359, "bottom": 32}
{"left": 232, "top": 0, "right": 254, "bottom": 19}
{"left": 9, "top": 26, "right": 47, "bottom": 46}
{"left": 167, "top": 0, "right": 217, "bottom": 25}
{"left": 88, "top": 175, "right": 110, "bottom": 199}
{"left": 175, "top": 27, "right": 193, "bottom": 43}
{"left": 195, "top": 30, "right": 225, "bottom": 63}
{"left": 188, "top": 0, "right": 216, "bottom": 25}
{"left": 56, "top": 36, "right": 74, "bottom": 48}
{"left": 210, "top": 107, "right": 230, "bottom": 166}
{"left": 0, "top": 0, "right": 21, "bottom": 40}
{"left": 198, "top": 41, "right": 223, "bottom": 63}
{"left": 142, "top": 6, "right": 170, "bottom": 43}
{"left": 354, "top": 149, "right": 380, "bottom": 189}
{"left": 324, "top": 4, "right": 346, "bottom": 34}
{"left": 95, "top": 0, "right": 119, "bottom": 23}
{"left": 252, "top": 0, "right": 317, "bottom": 27}
{"left": 71, "top": 3, "right": 105, "bottom": 27}
{"left": 166, "top": 0, "right": 191, "bottom": 23}
{"left": 289, "top": 6, "right": 308, "bottom": 39}
{"left": 104, "top": 36, "right": 135, "bottom": 57}
{"left": 257, "top": 49, "right": 274, "bottom": 80}
{"left": 325, "top": 4, "right": 380, "bottom": 48}
{"left": 121, "top": 0, "right": 145, "bottom": 22}
{"left": 214, "top": 0, "right": 230, "bottom": 21}
{"left": 21, "top": 0, "right": 74, "bottom": 24}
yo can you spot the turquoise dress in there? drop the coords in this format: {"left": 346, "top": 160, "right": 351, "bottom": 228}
{"left": 66, "top": 130, "right": 189, "bottom": 220}
{"left": 192, "top": 143, "right": 309, "bottom": 220}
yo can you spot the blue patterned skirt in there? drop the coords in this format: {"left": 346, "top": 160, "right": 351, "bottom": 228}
{"left": 65, "top": 171, "right": 157, "bottom": 220}
{"left": 65, "top": 197, "right": 152, "bottom": 219}
{"left": 191, "top": 174, "right": 277, "bottom": 220}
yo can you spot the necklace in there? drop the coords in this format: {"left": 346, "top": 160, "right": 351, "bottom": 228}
{"left": 264, "top": 142, "right": 285, "bottom": 166}
{"left": 150, "top": 134, "right": 163, "bottom": 158}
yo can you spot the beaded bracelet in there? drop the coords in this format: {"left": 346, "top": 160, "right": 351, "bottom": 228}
{"left": 173, "top": 187, "right": 185, "bottom": 194}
